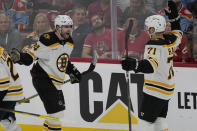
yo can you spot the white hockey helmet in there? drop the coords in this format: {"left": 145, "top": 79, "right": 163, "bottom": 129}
{"left": 54, "top": 15, "right": 73, "bottom": 29}
{"left": 145, "top": 15, "right": 166, "bottom": 33}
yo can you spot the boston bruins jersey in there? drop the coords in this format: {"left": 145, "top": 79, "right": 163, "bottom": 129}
{"left": 0, "top": 46, "right": 24, "bottom": 101}
{"left": 24, "top": 32, "right": 74, "bottom": 90}
{"left": 143, "top": 30, "right": 183, "bottom": 100}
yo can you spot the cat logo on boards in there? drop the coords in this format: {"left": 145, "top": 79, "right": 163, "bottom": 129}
{"left": 79, "top": 72, "right": 144, "bottom": 125}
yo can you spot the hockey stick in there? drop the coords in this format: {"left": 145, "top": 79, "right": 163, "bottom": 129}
{"left": 16, "top": 94, "right": 39, "bottom": 105}
{"left": 17, "top": 51, "right": 98, "bottom": 105}
{"left": 125, "top": 20, "right": 133, "bottom": 131}
{"left": 0, "top": 108, "right": 59, "bottom": 121}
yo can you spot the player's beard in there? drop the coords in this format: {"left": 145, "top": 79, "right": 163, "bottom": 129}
{"left": 61, "top": 32, "right": 70, "bottom": 39}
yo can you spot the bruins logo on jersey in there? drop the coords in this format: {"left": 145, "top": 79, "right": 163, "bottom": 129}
{"left": 43, "top": 34, "right": 50, "bottom": 40}
{"left": 56, "top": 53, "right": 69, "bottom": 72}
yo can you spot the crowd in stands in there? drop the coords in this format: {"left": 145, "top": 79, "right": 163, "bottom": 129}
{"left": 0, "top": 0, "right": 197, "bottom": 63}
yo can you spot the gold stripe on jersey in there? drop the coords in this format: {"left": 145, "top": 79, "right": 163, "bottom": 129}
{"left": 145, "top": 79, "right": 175, "bottom": 88}
{"left": 66, "top": 42, "right": 74, "bottom": 46}
{"left": 144, "top": 85, "right": 174, "bottom": 95}
{"left": 162, "top": 38, "right": 178, "bottom": 47}
{"left": 27, "top": 50, "right": 37, "bottom": 60}
{"left": 0, "top": 84, "right": 10, "bottom": 89}
{"left": 6, "top": 91, "right": 23, "bottom": 96}
{"left": 9, "top": 85, "right": 22, "bottom": 90}
{"left": 44, "top": 120, "right": 61, "bottom": 130}
{"left": 0, "top": 77, "right": 9, "bottom": 82}
{"left": 171, "top": 31, "right": 183, "bottom": 38}
{"left": 151, "top": 57, "right": 158, "bottom": 64}
{"left": 147, "top": 57, "right": 158, "bottom": 70}
{"left": 0, "top": 77, "right": 10, "bottom": 90}
{"left": 49, "top": 74, "right": 65, "bottom": 85}
{"left": 52, "top": 81, "right": 63, "bottom": 86}
{"left": 144, "top": 79, "right": 175, "bottom": 95}
{"left": 48, "top": 74, "right": 65, "bottom": 82}
{"left": 149, "top": 59, "right": 158, "bottom": 70}
{"left": 48, "top": 43, "right": 61, "bottom": 48}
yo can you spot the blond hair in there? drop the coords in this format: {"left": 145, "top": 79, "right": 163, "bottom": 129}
{"left": 33, "top": 13, "right": 52, "bottom": 35}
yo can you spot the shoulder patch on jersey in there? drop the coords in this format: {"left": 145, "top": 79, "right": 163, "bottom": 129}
{"left": 40, "top": 32, "right": 60, "bottom": 47}
{"left": 43, "top": 34, "right": 50, "bottom": 40}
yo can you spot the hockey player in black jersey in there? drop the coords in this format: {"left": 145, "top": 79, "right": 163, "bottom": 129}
{"left": 10, "top": 15, "right": 81, "bottom": 131}
{"left": 121, "top": 0, "right": 183, "bottom": 131}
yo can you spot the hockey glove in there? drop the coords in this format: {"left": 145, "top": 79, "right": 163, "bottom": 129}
{"left": 165, "top": 0, "right": 181, "bottom": 30}
{"left": 165, "top": 0, "right": 179, "bottom": 20}
{"left": 69, "top": 71, "right": 81, "bottom": 84}
{"left": 121, "top": 57, "right": 137, "bottom": 71}
{"left": 10, "top": 48, "right": 20, "bottom": 63}
{"left": 66, "top": 61, "right": 82, "bottom": 84}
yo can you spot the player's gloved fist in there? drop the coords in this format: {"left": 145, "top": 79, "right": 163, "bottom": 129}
{"left": 165, "top": 0, "right": 179, "bottom": 20}
{"left": 121, "top": 57, "right": 137, "bottom": 71}
{"left": 10, "top": 48, "right": 20, "bottom": 63}
{"left": 69, "top": 68, "right": 82, "bottom": 84}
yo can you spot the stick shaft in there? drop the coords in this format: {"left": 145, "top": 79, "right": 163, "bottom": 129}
{"left": 125, "top": 20, "right": 133, "bottom": 131}
{"left": 0, "top": 108, "right": 59, "bottom": 121}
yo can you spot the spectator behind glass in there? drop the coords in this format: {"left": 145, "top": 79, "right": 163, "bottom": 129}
{"left": 82, "top": 15, "right": 124, "bottom": 59}
{"left": 87, "top": 0, "right": 122, "bottom": 28}
{"left": 0, "top": 13, "right": 24, "bottom": 53}
{"left": 70, "top": 4, "right": 91, "bottom": 57}
{"left": 158, "top": 0, "right": 193, "bottom": 33}
{"left": 144, "top": 0, "right": 167, "bottom": 14}
{"left": 121, "top": 0, "right": 153, "bottom": 35}
{"left": 52, "top": 0, "right": 75, "bottom": 14}
{"left": 120, "top": 18, "right": 149, "bottom": 60}
{"left": 23, "top": 13, "right": 52, "bottom": 48}
{"left": 0, "top": 0, "right": 28, "bottom": 31}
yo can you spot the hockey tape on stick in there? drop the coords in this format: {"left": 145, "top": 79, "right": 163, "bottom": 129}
{"left": 16, "top": 94, "right": 39, "bottom": 105}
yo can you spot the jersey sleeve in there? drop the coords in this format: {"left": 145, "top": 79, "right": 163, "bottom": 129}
{"left": 171, "top": 30, "right": 183, "bottom": 48}
{"left": 143, "top": 45, "right": 161, "bottom": 72}
{"left": 25, "top": 41, "right": 51, "bottom": 60}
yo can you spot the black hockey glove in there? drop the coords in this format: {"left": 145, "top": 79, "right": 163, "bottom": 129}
{"left": 165, "top": 0, "right": 181, "bottom": 30}
{"left": 165, "top": 0, "right": 179, "bottom": 20}
{"left": 121, "top": 57, "right": 137, "bottom": 71}
{"left": 10, "top": 48, "right": 21, "bottom": 63}
{"left": 69, "top": 71, "right": 81, "bottom": 84}
{"left": 66, "top": 61, "right": 82, "bottom": 84}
